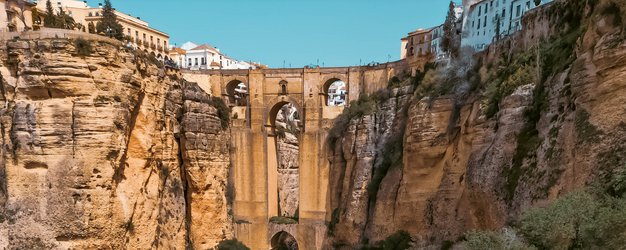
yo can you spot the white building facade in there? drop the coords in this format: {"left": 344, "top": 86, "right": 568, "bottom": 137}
{"left": 461, "top": 0, "right": 553, "bottom": 51}
{"left": 170, "top": 41, "right": 255, "bottom": 70}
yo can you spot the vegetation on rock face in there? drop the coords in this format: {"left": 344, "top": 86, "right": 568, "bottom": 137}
{"left": 361, "top": 231, "right": 414, "bottom": 250}
{"left": 367, "top": 130, "right": 404, "bottom": 209}
{"left": 464, "top": 189, "right": 626, "bottom": 250}
{"left": 464, "top": 229, "right": 534, "bottom": 250}
{"left": 217, "top": 238, "right": 251, "bottom": 250}
{"left": 208, "top": 96, "right": 230, "bottom": 130}
{"left": 74, "top": 38, "right": 93, "bottom": 56}
{"left": 327, "top": 91, "right": 382, "bottom": 148}
{"left": 269, "top": 216, "right": 298, "bottom": 224}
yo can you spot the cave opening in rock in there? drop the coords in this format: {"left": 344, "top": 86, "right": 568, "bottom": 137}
{"left": 268, "top": 101, "right": 300, "bottom": 220}
{"left": 271, "top": 231, "right": 299, "bottom": 250}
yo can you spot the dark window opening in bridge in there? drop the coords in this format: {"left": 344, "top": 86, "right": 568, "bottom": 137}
{"left": 280, "top": 82, "right": 287, "bottom": 95}
{"left": 225, "top": 80, "right": 248, "bottom": 107}
{"left": 324, "top": 79, "right": 346, "bottom": 107}
{"left": 270, "top": 102, "right": 300, "bottom": 221}
{"left": 271, "top": 231, "right": 298, "bottom": 250}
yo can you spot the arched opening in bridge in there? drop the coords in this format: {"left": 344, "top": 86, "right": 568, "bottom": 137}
{"left": 271, "top": 231, "right": 298, "bottom": 250}
{"left": 323, "top": 79, "right": 347, "bottom": 107}
{"left": 225, "top": 80, "right": 248, "bottom": 107}
{"left": 268, "top": 101, "right": 300, "bottom": 220}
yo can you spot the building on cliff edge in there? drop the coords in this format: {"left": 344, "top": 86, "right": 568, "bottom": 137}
{"left": 169, "top": 41, "right": 264, "bottom": 70}
{"left": 33, "top": 0, "right": 170, "bottom": 59}
{"left": 400, "top": 2, "right": 463, "bottom": 70}
{"left": 0, "top": 0, "right": 37, "bottom": 33}
{"left": 460, "top": 0, "right": 554, "bottom": 51}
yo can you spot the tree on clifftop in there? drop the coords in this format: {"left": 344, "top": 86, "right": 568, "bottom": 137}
{"left": 442, "top": 1, "right": 460, "bottom": 58}
{"left": 43, "top": 0, "right": 57, "bottom": 28}
{"left": 96, "top": 0, "right": 124, "bottom": 40}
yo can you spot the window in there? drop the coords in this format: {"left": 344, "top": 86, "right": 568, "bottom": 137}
{"left": 201, "top": 58, "right": 206, "bottom": 65}
{"left": 127, "top": 28, "right": 131, "bottom": 35}
{"left": 516, "top": 5, "right": 521, "bottom": 16}
{"left": 478, "top": 18, "right": 481, "bottom": 28}
{"left": 478, "top": 5, "right": 482, "bottom": 15}
{"left": 135, "top": 31, "right": 138, "bottom": 37}
{"left": 526, "top": 1, "right": 531, "bottom": 9}
{"left": 472, "top": 21, "right": 475, "bottom": 27}
{"left": 143, "top": 33, "right": 146, "bottom": 39}
{"left": 502, "top": 9, "right": 506, "bottom": 18}
{"left": 484, "top": 16, "right": 487, "bottom": 27}
{"left": 490, "top": 1, "right": 493, "bottom": 8}
{"left": 188, "top": 58, "right": 192, "bottom": 66}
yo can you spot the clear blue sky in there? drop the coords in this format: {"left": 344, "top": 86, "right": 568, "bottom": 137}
{"left": 88, "top": 0, "right": 450, "bottom": 68}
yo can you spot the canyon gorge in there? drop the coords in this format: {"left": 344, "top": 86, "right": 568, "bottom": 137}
{"left": 0, "top": 0, "right": 625, "bottom": 249}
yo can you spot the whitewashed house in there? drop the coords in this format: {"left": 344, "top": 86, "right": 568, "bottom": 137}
{"left": 461, "top": 0, "right": 553, "bottom": 51}
{"left": 170, "top": 41, "right": 256, "bottom": 70}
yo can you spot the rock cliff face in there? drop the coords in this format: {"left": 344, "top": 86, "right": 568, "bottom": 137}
{"left": 327, "top": 0, "right": 626, "bottom": 247}
{"left": 275, "top": 104, "right": 300, "bottom": 218}
{"left": 0, "top": 38, "right": 232, "bottom": 249}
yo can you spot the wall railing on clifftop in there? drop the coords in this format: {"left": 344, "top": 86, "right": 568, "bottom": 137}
{"left": 0, "top": 28, "right": 122, "bottom": 45}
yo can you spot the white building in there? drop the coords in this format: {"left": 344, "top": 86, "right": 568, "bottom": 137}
{"left": 170, "top": 41, "right": 256, "bottom": 70}
{"left": 327, "top": 81, "right": 346, "bottom": 106}
{"left": 461, "top": 0, "right": 553, "bottom": 51}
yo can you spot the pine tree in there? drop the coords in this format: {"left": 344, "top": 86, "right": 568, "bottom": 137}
{"left": 495, "top": 15, "right": 501, "bottom": 41}
{"left": 88, "top": 22, "right": 96, "bottom": 33}
{"left": 58, "top": 7, "right": 76, "bottom": 30}
{"left": 441, "top": 1, "right": 460, "bottom": 58}
{"left": 96, "top": 0, "right": 123, "bottom": 40}
{"left": 43, "top": 0, "right": 57, "bottom": 28}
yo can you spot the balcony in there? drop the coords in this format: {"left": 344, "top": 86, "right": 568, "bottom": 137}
{"left": 150, "top": 43, "right": 156, "bottom": 50}
{"left": 157, "top": 45, "right": 163, "bottom": 52}
{"left": 143, "top": 41, "right": 149, "bottom": 47}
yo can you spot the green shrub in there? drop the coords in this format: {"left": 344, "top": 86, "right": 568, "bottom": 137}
{"left": 217, "top": 238, "right": 250, "bottom": 250}
{"left": 269, "top": 216, "right": 298, "bottom": 224}
{"left": 328, "top": 208, "right": 340, "bottom": 236}
{"left": 367, "top": 132, "right": 404, "bottom": 209}
{"left": 574, "top": 109, "right": 603, "bottom": 144}
{"left": 327, "top": 93, "right": 380, "bottom": 148}
{"left": 74, "top": 38, "right": 92, "bottom": 56}
{"left": 208, "top": 96, "right": 230, "bottom": 130}
{"left": 464, "top": 230, "right": 534, "bottom": 250}
{"left": 601, "top": 1, "right": 623, "bottom": 27}
{"left": 518, "top": 190, "right": 626, "bottom": 250}
{"left": 361, "top": 231, "right": 414, "bottom": 250}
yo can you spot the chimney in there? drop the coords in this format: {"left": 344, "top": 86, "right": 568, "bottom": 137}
{"left": 98, "top": 3, "right": 102, "bottom": 8}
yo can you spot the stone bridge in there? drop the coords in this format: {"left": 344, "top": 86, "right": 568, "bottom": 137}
{"left": 182, "top": 61, "right": 408, "bottom": 249}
